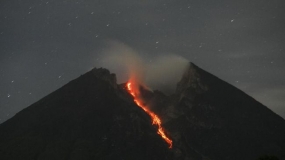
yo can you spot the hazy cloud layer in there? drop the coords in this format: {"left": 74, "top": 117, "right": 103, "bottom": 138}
{"left": 97, "top": 41, "right": 188, "bottom": 94}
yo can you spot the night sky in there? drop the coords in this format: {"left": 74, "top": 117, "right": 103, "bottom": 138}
{"left": 1, "top": 0, "right": 285, "bottom": 123}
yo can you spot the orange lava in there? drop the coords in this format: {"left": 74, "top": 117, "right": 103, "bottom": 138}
{"left": 127, "top": 82, "right": 173, "bottom": 148}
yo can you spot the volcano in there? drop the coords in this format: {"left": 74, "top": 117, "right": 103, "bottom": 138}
{"left": 0, "top": 62, "right": 285, "bottom": 160}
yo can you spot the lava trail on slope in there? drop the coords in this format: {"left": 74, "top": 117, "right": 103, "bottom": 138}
{"left": 126, "top": 82, "right": 172, "bottom": 148}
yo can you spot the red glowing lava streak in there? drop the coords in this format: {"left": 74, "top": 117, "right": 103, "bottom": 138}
{"left": 127, "top": 82, "right": 173, "bottom": 148}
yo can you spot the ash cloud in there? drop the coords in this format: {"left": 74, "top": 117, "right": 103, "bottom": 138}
{"left": 97, "top": 41, "right": 189, "bottom": 94}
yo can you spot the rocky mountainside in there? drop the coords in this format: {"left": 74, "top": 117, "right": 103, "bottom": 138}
{"left": 0, "top": 68, "right": 173, "bottom": 160}
{"left": 157, "top": 63, "right": 285, "bottom": 160}
{"left": 0, "top": 63, "right": 285, "bottom": 160}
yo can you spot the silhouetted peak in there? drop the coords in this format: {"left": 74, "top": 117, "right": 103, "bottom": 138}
{"left": 176, "top": 62, "right": 208, "bottom": 98}
{"left": 1, "top": 64, "right": 285, "bottom": 160}
{"left": 85, "top": 67, "right": 117, "bottom": 89}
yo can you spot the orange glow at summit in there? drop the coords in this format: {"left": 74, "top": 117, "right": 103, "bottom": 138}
{"left": 126, "top": 82, "right": 173, "bottom": 149}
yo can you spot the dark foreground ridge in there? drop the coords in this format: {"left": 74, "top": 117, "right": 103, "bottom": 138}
{"left": 0, "top": 63, "right": 285, "bottom": 160}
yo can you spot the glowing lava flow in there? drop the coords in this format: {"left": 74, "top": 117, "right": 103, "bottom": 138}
{"left": 127, "top": 82, "right": 173, "bottom": 149}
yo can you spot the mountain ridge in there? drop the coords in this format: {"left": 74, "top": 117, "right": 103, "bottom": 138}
{"left": 0, "top": 63, "right": 285, "bottom": 160}
{"left": 0, "top": 68, "right": 173, "bottom": 160}
{"left": 163, "top": 62, "right": 285, "bottom": 159}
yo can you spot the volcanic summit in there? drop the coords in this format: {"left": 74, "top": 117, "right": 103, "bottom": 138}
{"left": 0, "top": 62, "right": 285, "bottom": 160}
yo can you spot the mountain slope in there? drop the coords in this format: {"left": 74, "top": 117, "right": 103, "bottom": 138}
{"left": 1, "top": 63, "right": 285, "bottom": 160}
{"left": 0, "top": 68, "right": 173, "bottom": 160}
{"left": 163, "top": 63, "right": 285, "bottom": 160}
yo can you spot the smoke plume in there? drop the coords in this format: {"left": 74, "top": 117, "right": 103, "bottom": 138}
{"left": 97, "top": 41, "right": 189, "bottom": 94}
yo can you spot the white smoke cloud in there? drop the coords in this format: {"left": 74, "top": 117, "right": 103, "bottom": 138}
{"left": 145, "top": 55, "right": 189, "bottom": 94}
{"left": 97, "top": 41, "right": 189, "bottom": 94}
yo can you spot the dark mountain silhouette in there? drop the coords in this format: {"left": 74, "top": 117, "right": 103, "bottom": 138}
{"left": 169, "top": 63, "right": 285, "bottom": 159}
{"left": 0, "top": 69, "right": 173, "bottom": 160}
{"left": 0, "top": 63, "right": 285, "bottom": 160}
